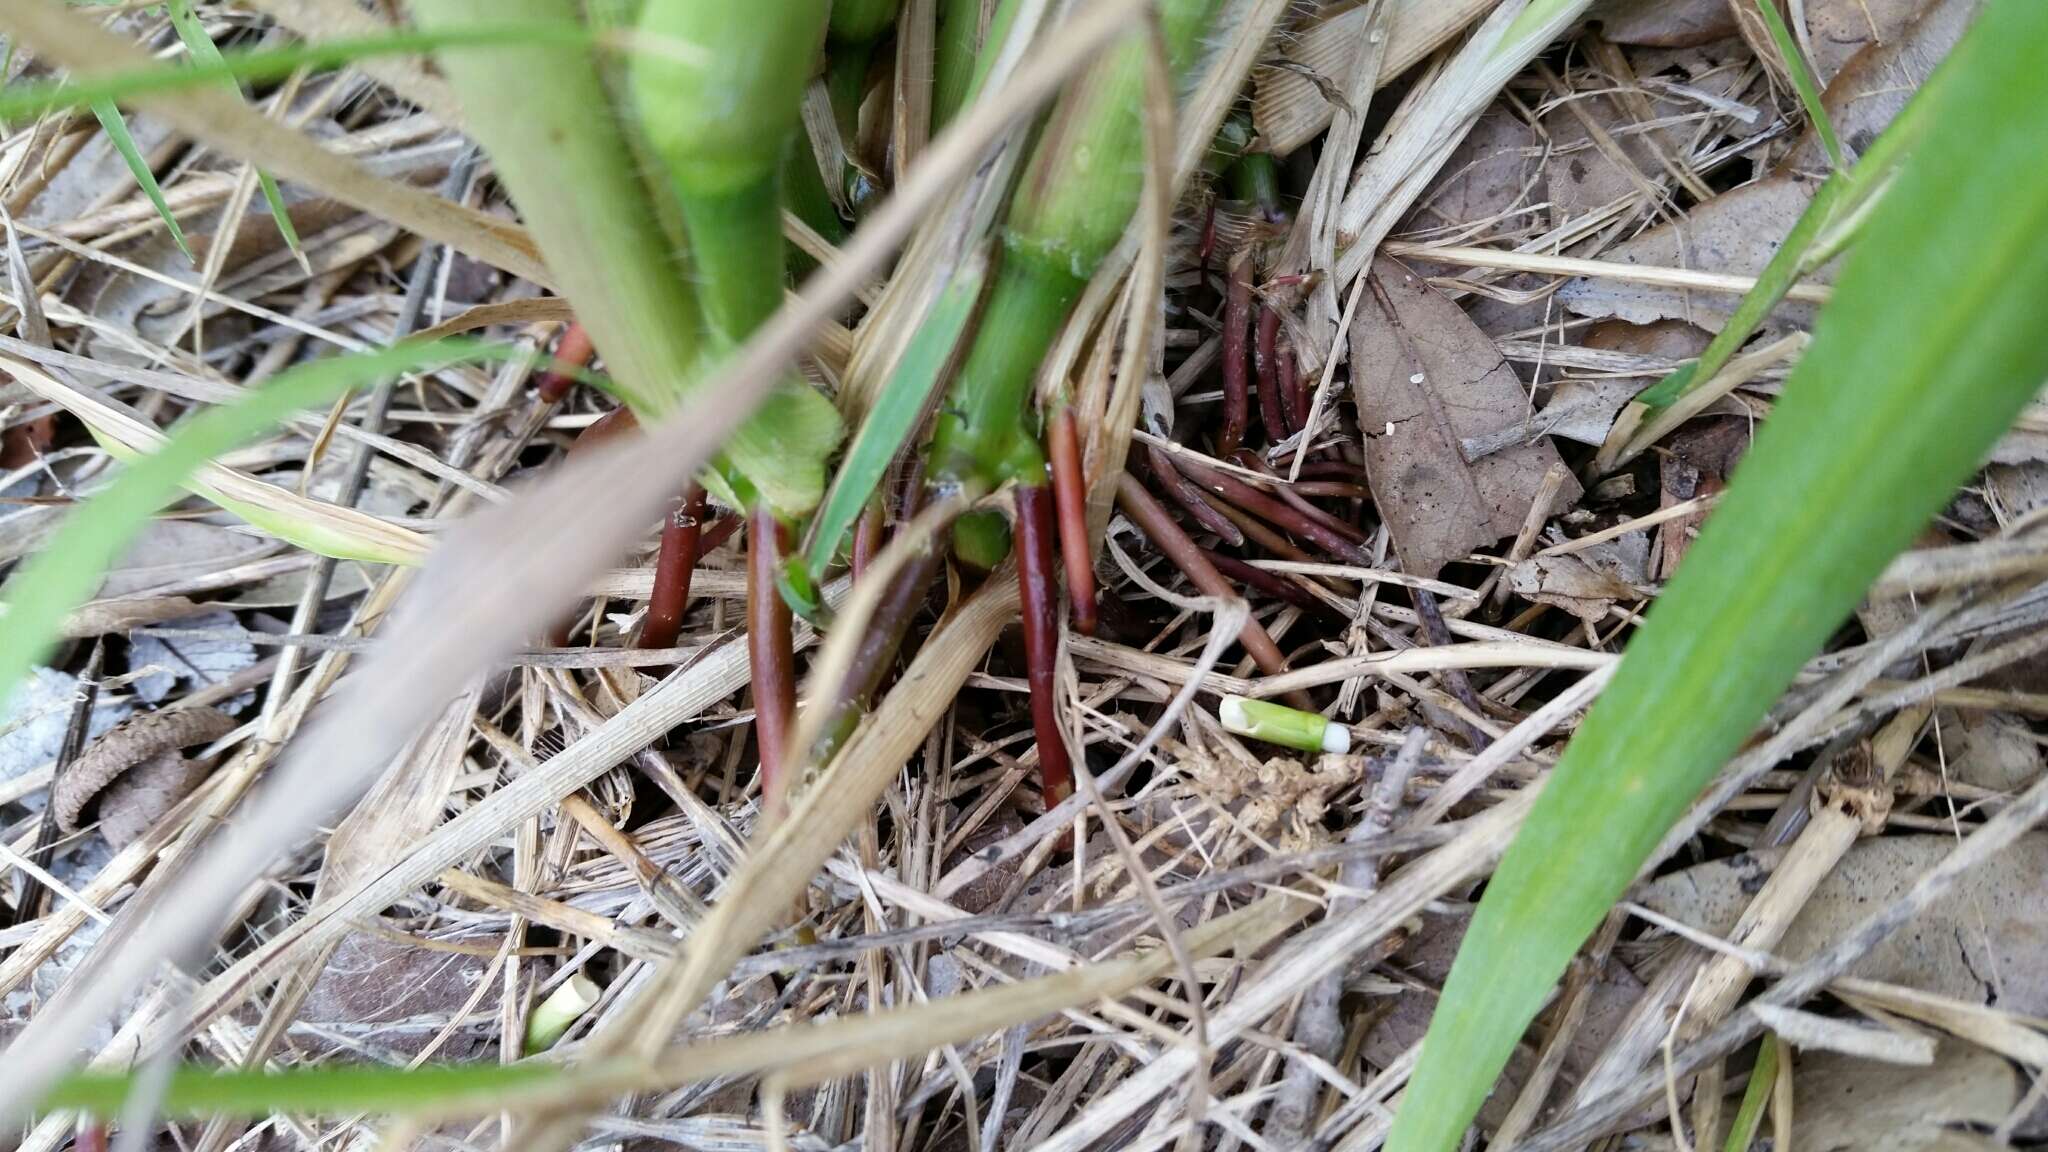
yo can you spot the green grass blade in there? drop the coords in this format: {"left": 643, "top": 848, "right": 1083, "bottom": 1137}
{"left": 90, "top": 98, "right": 193, "bottom": 264}
{"left": 0, "top": 340, "right": 494, "bottom": 721}
{"left": 1751, "top": 0, "right": 1842, "bottom": 168}
{"left": 38, "top": 1061, "right": 565, "bottom": 1118}
{"left": 805, "top": 257, "right": 986, "bottom": 579}
{"left": 1387, "top": 3, "right": 2048, "bottom": 1149}
{"left": 1721, "top": 1034, "right": 1779, "bottom": 1152}
{"left": 164, "top": 0, "right": 302, "bottom": 257}
{"left": 0, "top": 22, "right": 585, "bottom": 123}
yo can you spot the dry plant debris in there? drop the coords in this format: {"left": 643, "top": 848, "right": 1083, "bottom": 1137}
{"left": 0, "top": 1, "right": 2043, "bottom": 1150}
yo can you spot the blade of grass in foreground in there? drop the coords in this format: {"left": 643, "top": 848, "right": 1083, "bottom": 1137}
{"left": 90, "top": 99, "right": 193, "bottom": 264}
{"left": 0, "top": 340, "right": 496, "bottom": 721}
{"left": 1387, "top": 4, "right": 2048, "bottom": 1149}
{"left": 0, "top": 21, "right": 583, "bottom": 124}
{"left": 805, "top": 254, "right": 986, "bottom": 579}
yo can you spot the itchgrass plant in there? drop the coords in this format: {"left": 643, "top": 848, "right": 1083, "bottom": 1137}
{"left": 4, "top": 1, "right": 2048, "bottom": 1146}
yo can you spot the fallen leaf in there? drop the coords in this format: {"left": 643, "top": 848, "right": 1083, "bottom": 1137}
{"left": 1793, "top": 1041, "right": 2017, "bottom": 1152}
{"left": 1638, "top": 834, "right": 2048, "bottom": 1014}
{"left": 0, "top": 666, "right": 133, "bottom": 786}
{"left": 1363, "top": 910, "right": 1645, "bottom": 1134}
{"left": 1805, "top": 0, "right": 1945, "bottom": 83}
{"left": 1508, "top": 554, "right": 1646, "bottom": 621}
{"left": 95, "top": 520, "right": 282, "bottom": 599}
{"left": 53, "top": 706, "right": 236, "bottom": 846}
{"left": 1942, "top": 711, "right": 2039, "bottom": 792}
{"left": 297, "top": 931, "right": 494, "bottom": 1060}
{"left": 1556, "top": 172, "right": 1827, "bottom": 329}
{"left": 1657, "top": 417, "right": 1750, "bottom": 578}
{"left": 1586, "top": 0, "right": 1738, "bottom": 47}
{"left": 1351, "top": 257, "right": 1582, "bottom": 579}
{"left": 1787, "top": 0, "right": 1981, "bottom": 168}
{"left": 1522, "top": 320, "right": 1715, "bottom": 451}
{"left": 127, "top": 609, "right": 257, "bottom": 704}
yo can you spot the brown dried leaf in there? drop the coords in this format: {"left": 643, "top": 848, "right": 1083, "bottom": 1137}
{"left": 1638, "top": 834, "right": 2048, "bottom": 1014}
{"left": 1508, "top": 554, "right": 1645, "bottom": 621}
{"left": 1586, "top": 0, "right": 1738, "bottom": 47}
{"left": 298, "top": 932, "right": 493, "bottom": 1059}
{"left": 1351, "top": 257, "right": 1582, "bottom": 578}
{"left": 1805, "top": 0, "right": 1946, "bottom": 83}
{"left": 1555, "top": 172, "right": 1827, "bottom": 329}
{"left": 1793, "top": 1042, "right": 2017, "bottom": 1152}
{"left": 53, "top": 706, "right": 236, "bottom": 840}
{"left": 1788, "top": 0, "right": 1981, "bottom": 167}
{"left": 1251, "top": 0, "right": 1497, "bottom": 156}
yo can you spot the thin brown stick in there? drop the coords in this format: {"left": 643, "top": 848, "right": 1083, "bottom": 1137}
{"left": 747, "top": 509, "right": 797, "bottom": 818}
{"left": 1015, "top": 483, "right": 1074, "bottom": 807}
{"left": 1048, "top": 406, "right": 1099, "bottom": 635}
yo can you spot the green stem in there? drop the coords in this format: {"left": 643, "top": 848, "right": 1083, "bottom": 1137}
{"left": 674, "top": 180, "right": 789, "bottom": 350}
{"left": 932, "top": 0, "right": 985, "bottom": 129}
{"left": 928, "top": 255, "right": 1081, "bottom": 486}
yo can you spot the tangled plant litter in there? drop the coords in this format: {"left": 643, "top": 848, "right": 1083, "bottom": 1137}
{"left": 0, "top": 2, "right": 2044, "bottom": 1151}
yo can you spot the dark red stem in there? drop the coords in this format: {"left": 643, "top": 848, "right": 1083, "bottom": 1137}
{"left": 1115, "top": 475, "right": 1313, "bottom": 709}
{"left": 1231, "top": 450, "right": 1371, "bottom": 546}
{"left": 1016, "top": 483, "right": 1074, "bottom": 808}
{"left": 1146, "top": 446, "right": 1244, "bottom": 546}
{"left": 1199, "top": 549, "right": 1346, "bottom": 623}
{"left": 1278, "top": 337, "right": 1305, "bottom": 435}
{"left": 852, "top": 496, "right": 883, "bottom": 582}
{"left": 639, "top": 484, "right": 706, "bottom": 650}
{"left": 747, "top": 508, "right": 797, "bottom": 817}
{"left": 1254, "top": 305, "right": 1287, "bottom": 445}
{"left": 1180, "top": 457, "right": 1369, "bottom": 561}
{"left": 1047, "top": 406, "right": 1098, "bottom": 635}
{"left": 1219, "top": 250, "right": 1252, "bottom": 456}
{"left": 536, "top": 322, "right": 594, "bottom": 404}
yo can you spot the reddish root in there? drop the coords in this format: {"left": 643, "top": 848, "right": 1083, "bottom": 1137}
{"left": 1115, "top": 474, "right": 1312, "bottom": 708}
{"left": 639, "top": 484, "right": 706, "bottom": 650}
{"left": 1047, "top": 406, "right": 1098, "bottom": 635}
{"left": 535, "top": 322, "right": 594, "bottom": 404}
{"left": 1146, "top": 446, "right": 1244, "bottom": 547}
{"left": 1015, "top": 483, "right": 1073, "bottom": 808}
{"left": 1230, "top": 450, "right": 1370, "bottom": 547}
{"left": 1219, "top": 250, "right": 1252, "bottom": 455}
{"left": 1180, "top": 456, "right": 1367, "bottom": 561}
{"left": 747, "top": 508, "right": 797, "bottom": 819}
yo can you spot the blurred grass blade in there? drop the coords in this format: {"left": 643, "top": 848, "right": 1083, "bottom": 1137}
{"left": 1751, "top": 0, "right": 1842, "bottom": 168}
{"left": 90, "top": 99, "right": 193, "bottom": 264}
{"left": 9, "top": 361, "right": 434, "bottom": 565}
{"left": 0, "top": 340, "right": 493, "bottom": 720}
{"left": 1388, "top": 3, "right": 2048, "bottom": 1149}
{"left": 164, "top": 0, "right": 302, "bottom": 258}
{"left": 41, "top": 1061, "right": 563, "bottom": 1119}
{"left": 805, "top": 254, "right": 985, "bottom": 578}
{"left": 0, "top": 21, "right": 582, "bottom": 123}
